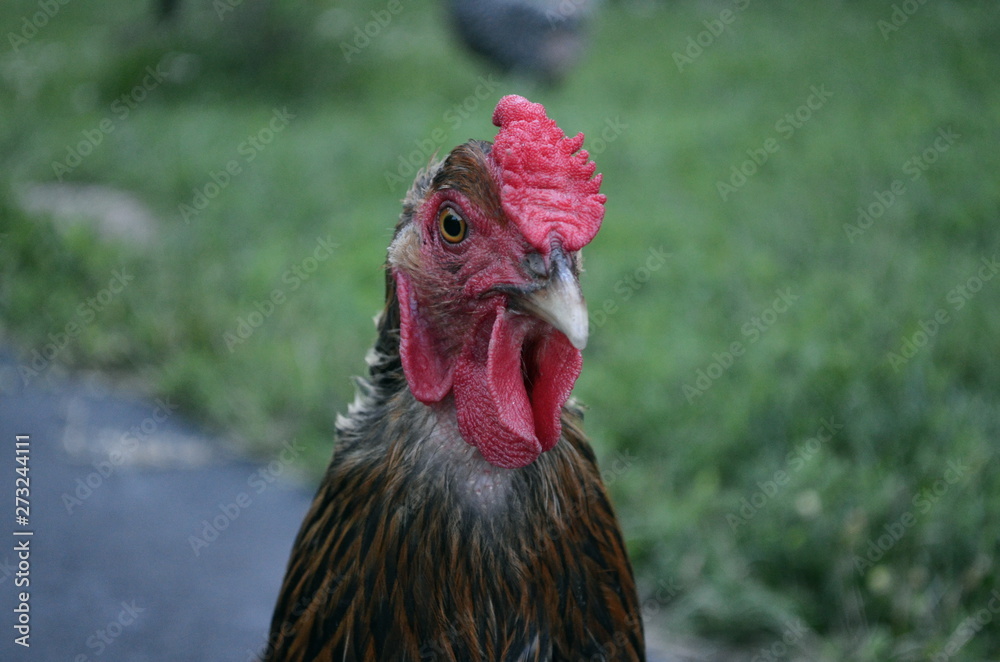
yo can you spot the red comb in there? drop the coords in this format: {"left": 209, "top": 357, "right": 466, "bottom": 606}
{"left": 490, "top": 95, "right": 605, "bottom": 253}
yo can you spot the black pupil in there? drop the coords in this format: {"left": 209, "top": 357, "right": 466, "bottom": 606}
{"left": 443, "top": 213, "right": 462, "bottom": 239}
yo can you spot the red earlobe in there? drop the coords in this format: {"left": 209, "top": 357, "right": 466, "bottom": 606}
{"left": 395, "top": 270, "right": 454, "bottom": 403}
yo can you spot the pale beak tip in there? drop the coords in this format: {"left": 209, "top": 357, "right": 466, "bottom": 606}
{"left": 565, "top": 317, "right": 589, "bottom": 351}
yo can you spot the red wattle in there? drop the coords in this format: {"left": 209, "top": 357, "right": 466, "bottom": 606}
{"left": 452, "top": 304, "right": 582, "bottom": 469}
{"left": 527, "top": 330, "right": 582, "bottom": 452}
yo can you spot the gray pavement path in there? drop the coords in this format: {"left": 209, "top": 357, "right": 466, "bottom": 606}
{"left": 0, "top": 350, "right": 313, "bottom": 661}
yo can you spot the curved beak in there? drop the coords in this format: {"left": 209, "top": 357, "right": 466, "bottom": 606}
{"left": 506, "top": 246, "right": 589, "bottom": 350}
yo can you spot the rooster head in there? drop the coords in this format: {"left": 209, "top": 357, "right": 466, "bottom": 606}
{"left": 388, "top": 95, "right": 605, "bottom": 469}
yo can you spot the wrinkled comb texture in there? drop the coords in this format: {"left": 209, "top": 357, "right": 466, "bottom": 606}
{"left": 490, "top": 95, "right": 605, "bottom": 253}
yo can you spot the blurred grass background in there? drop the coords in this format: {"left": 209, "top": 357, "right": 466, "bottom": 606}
{"left": 1, "top": 0, "right": 999, "bottom": 659}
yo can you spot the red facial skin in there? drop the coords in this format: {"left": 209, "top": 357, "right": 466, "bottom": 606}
{"left": 394, "top": 187, "right": 583, "bottom": 469}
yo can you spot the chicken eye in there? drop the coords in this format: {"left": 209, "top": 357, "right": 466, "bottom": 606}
{"left": 437, "top": 207, "right": 467, "bottom": 244}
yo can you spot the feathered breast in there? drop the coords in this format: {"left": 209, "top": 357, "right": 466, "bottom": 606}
{"left": 265, "top": 381, "right": 643, "bottom": 660}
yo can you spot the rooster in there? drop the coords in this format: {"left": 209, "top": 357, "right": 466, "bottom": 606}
{"left": 264, "top": 95, "right": 644, "bottom": 661}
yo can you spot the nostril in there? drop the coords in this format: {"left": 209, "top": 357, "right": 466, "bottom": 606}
{"left": 523, "top": 252, "right": 547, "bottom": 279}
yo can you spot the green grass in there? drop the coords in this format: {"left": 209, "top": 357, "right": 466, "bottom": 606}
{"left": 2, "top": 0, "right": 1000, "bottom": 658}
